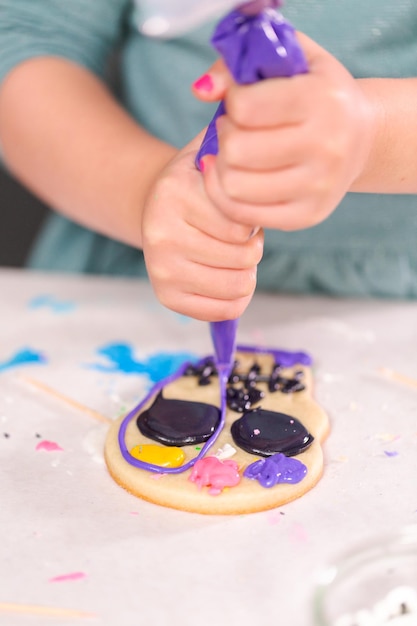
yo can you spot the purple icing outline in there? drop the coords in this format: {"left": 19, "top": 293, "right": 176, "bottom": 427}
{"left": 117, "top": 345, "right": 312, "bottom": 474}
{"left": 236, "top": 345, "right": 313, "bottom": 367}
{"left": 118, "top": 356, "right": 228, "bottom": 474}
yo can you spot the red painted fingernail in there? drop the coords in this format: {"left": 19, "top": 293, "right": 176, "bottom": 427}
{"left": 193, "top": 74, "right": 214, "bottom": 92}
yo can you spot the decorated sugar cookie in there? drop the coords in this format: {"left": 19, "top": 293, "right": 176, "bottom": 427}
{"left": 104, "top": 346, "right": 329, "bottom": 515}
{"left": 105, "top": 0, "right": 327, "bottom": 515}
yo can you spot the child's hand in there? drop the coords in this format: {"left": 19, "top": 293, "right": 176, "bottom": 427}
{"left": 141, "top": 133, "right": 264, "bottom": 322}
{"left": 192, "top": 33, "right": 376, "bottom": 231}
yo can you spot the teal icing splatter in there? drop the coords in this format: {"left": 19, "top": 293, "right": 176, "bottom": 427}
{"left": 172, "top": 313, "right": 192, "bottom": 326}
{"left": 28, "top": 294, "right": 76, "bottom": 314}
{"left": 0, "top": 348, "right": 47, "bottom": 373}
{"left": 87, "top": 342, "right": 196, "bottom": 384}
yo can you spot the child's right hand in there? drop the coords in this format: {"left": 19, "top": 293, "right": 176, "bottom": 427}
{"left": 141, "top": 132, "right": 264, "bottom": 322}
{"left": 193, "top": 33, "right": 376, "bottom": 232}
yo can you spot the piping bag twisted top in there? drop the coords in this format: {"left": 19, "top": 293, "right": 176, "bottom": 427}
{"left": 195, "top": 2, "right": 308, "bottom": 376}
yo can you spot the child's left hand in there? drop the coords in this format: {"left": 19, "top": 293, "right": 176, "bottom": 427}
{"left": 193, "top": 33, "right": 376, "bottom": 231}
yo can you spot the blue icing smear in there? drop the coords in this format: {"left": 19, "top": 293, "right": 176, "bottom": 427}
{"left": 0, "top": 348, "right": 47, "bottom": 373}
{"left": 88, "top": 342, "right": 197, "bottom": 384}
{"left": 28, "top": 294, "right": 76, "bottom": 314}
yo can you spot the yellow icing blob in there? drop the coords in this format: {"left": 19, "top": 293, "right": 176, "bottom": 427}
{"left": 130, "top": 444, "right": 185, "bottom": 468}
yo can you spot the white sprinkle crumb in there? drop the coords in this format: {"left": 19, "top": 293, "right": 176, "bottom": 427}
{"left": 214, "top": 443, "right": 237, "bottom": 460}
{"left": 334, "top": 585, "right": 417, "bottom": 625}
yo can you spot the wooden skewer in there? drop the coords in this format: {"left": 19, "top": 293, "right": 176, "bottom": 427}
{"left": 0, "top": 602, "right": 97, "bottom": 619}
{"left": 378, "top": 367, "right": 417, "bottom": 390}
{"left": 21, "top": 376, "right": 112, "bottom": 425}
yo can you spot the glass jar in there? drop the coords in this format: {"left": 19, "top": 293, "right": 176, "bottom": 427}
{"left": 313, "top": 525, "right": 417, "bottom": 626}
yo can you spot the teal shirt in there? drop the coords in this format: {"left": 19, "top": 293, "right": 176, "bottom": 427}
{"left": 1, "top": 0, "right": 417, "bottom": 298}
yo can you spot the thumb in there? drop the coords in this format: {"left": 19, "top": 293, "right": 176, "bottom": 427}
{"left": 295, "top": 31, "right": 329, "bottom": 69}
{"left": 191, "top": 59, "right": 233, "bottom": 102}
{"left": 178, "top": 128, "right": 213, "bottom": 174}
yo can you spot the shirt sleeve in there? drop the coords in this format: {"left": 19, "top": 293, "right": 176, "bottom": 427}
{"left": 0, "top": 0, "right": 130, "bottom": 85}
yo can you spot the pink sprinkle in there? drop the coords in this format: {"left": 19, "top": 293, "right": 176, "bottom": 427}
{"left": 267, "top": 510, "right": 283, "bottom": 526}
{"left": 289, "top": 522, "right": 309, "bottom": 544}
{"left": 36, "top": 440, "right": 64, "bottom": 452}
{"left": 49, "top": 572, "right": 87, "bottom": 583}
{"left": 253, "top": 429, "right": 261, "bottom": 435}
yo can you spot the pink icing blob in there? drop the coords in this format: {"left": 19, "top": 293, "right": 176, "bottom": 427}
{"left": 189, "top": 456, "right": 240, "bottom": 496}
{"left": 49, "top": 572, "right": 86, "bottom": 583}
{"left": 35, "top": 440, "right": 64, "bottom": 452}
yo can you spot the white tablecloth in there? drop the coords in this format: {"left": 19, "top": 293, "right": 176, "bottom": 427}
{"left": 1, "top": 268, "right": 416, "bottom": 625}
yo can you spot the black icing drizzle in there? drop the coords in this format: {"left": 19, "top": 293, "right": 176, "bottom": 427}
{"left": 231, "top": 407, "right": 314, "bottom": 457}
{"left": 185, "top": 357, "right": 305, "bottom": 413}
{"left": 137, "top": 391, "right": 221, "bottom": 446}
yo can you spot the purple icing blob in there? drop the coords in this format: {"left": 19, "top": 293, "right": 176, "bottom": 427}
{"left": 244, "top": 453, "right": 307, "bottom": 487}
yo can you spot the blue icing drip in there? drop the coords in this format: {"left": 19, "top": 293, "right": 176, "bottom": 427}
{"left": 0, "top": 348, "right": 47, "bottom": 373}
{"left": 244, "top": 453, "right": 307, "bottom": 488}
{"left": 88, "top": 342, "right": 197, "bottom": 383}
{"left": 28, "top": 294, "right": 76, "bottom": 314}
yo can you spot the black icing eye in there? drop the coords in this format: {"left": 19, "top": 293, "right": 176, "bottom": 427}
{"left": 137, "top": 391, "right": 221, "bottom": 446}
{"left": 231, "top": 407, "right": 314, "bottom": 457}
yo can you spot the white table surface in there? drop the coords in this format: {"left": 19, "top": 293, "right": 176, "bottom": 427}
{"left": 1, "top": 268, "right": 417, "bottom": 626}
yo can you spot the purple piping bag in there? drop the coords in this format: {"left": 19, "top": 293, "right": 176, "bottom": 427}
{"left": 196, "top": 0, "right": 308, "bottom": 376}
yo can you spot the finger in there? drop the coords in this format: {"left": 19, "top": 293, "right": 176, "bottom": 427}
{"left": 151, "top": 259, "right": 258, "bottom": 304}
{"left": 157, "top": 140, "right": 255, "bottom": 245}
{"left": 224, "top": 75, "right": 310, "bottom": 129}
{"left": 205, "top": 156, "right": 311, "bottom": 207}
{"left": 186, "top": 178, "right": 257, "bottom": 244}
{"left": 216, "top": 117, "right": 306, "bottom": 171}
{"left": 205, "top": 194, "right": 326, "bottom": 231}
{"left": 180, "top": 225, "right": 264, "bottom": 270}
{"left": 295, "top": 31, "right": 331, "bottom": 70}
{"left": 204, "top": 162, "right": 329, "bottom": 230}
{"left": 192, "top": 59, "right": 234, "bottom": 102}
{"left": 165, "top": 292, "right": 253, "bottom": 322}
